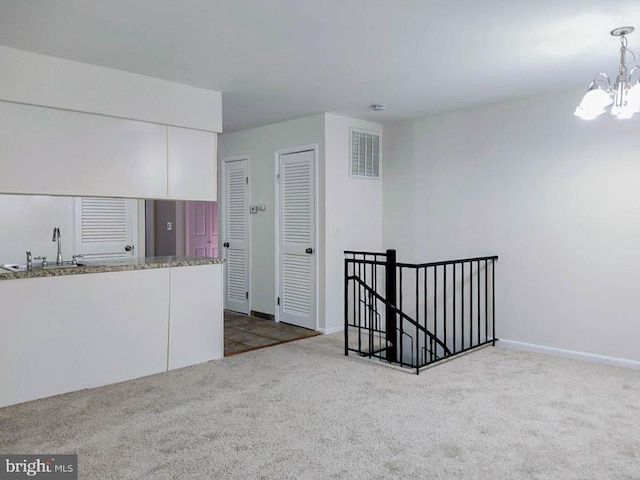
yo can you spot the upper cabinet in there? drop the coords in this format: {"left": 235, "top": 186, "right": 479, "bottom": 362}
{"left": 0, "top": 46, "right": 222, "bottom": 133}
{"left": 0, "top": 101, "right": 167, "bottom": 198}
{"left": 0, "top": 101, "right": 220, "bottom": 200}
{"left": 168, "top": 127, "right": 217, "bottom": 200}
{"left": 0, "top": 46, "right": 222, "bottom": 201}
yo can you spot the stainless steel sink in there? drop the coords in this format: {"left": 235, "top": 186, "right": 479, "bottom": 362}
{"left": 1, "top": 262, "right": 86, "bottom": 272}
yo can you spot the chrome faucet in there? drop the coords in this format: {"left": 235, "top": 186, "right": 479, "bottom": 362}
{"left": 52, "top": 226, "right": 63, "bottom": 265}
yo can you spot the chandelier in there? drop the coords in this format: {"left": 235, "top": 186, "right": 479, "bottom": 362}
{"left": 575, "top": 26, "right": 640, "bottom": 120}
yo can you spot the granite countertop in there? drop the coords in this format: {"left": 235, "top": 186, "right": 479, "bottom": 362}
{"left": 0, "top": 256, "right": 224, "bottom": 281}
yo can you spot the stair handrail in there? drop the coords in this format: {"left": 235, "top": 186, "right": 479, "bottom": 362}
{"left": 347, "top": 274, "right": 452, "bottom": 357}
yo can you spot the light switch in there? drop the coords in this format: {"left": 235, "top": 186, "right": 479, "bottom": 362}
{"left": 250, "top": 206, "right": 258, "bottom": 214}
{"left": 332, "top": 226, "right": 343, "bottom": 238}
{"left": 167, "top": 222, "right": 173, "bottom": 231}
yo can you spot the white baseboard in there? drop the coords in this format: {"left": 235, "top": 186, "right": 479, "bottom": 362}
{"left": 319, "top": 325, "right": 344, "bottom": 335}
{"left": 498, "top": 339, "right": 640, "bottom": 370}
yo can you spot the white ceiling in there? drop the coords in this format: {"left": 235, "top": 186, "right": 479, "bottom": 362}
{"left": 1, "top": 0, "right": 639, "bottom": 132}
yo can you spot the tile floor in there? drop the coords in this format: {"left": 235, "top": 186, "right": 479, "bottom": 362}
{"left": 224, "top": 311, "right": 320, "bottom": 356}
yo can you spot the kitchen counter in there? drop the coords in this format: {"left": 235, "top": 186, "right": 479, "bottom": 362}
{"left": 0, "top": 255, "right": 224, "bottom": 280}
{"left": 0, "top": 257, "right": 224, "bottom": 407}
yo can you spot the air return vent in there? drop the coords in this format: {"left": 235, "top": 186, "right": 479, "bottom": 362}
{"left": 350, "top": 129, "right": 381, "bottom": 178}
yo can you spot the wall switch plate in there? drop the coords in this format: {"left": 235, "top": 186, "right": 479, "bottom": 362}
{"left": 167, "top": 222, "right": 173, "bottom": 231}
{"left": 257, "top": 204, "right": 266, "bottom": 212}
{"left": 250, "top": 206, "right": 258, "bottom": 214}
{"left": 332, "top": 226, "right": 343, "bottom": 238}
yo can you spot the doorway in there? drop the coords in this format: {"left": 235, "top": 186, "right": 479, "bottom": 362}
{"left": 145, "top": 200, "right": 218, "bottom": 258}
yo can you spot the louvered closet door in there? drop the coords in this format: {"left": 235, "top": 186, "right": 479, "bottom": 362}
{"left": 74, "top": 198, "right": 138, "bottom": 260}
{"left": 223, "top": 159, "right": 249, "bottom": 314}
{"left": 279, "top": 150, "right": 316, "bottom": 330}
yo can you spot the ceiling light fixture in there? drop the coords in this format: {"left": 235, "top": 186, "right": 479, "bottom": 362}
{"left": 575, "top": 26, "right": 640, "bottom": 120}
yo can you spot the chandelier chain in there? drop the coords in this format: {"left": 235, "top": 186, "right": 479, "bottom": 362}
{"left": 620, "top": 35, "right": 628, "bottom": 75}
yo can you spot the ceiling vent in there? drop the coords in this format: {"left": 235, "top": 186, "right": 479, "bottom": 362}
{"left": 350, "top": 128, "right": 381, "bottom": 179}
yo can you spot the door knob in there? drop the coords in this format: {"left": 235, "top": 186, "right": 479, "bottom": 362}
{"left": 125, "top": 245, "right": 134, "bottom": 252}
{"left": 223, "top": 242, "right": 230, "bottom": 248}
{"left": 305, "top": 247, "right": 313, "bottom": 254}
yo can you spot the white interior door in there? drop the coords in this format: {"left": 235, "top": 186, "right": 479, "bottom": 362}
{"left": 278, "top": 149, "right": 316, "bottom": 330}
{"left": 222, "top": 158, "right": 249, "bottom": 314}
{"left": 74, "top": 197, "right": 138, "bottom": 260}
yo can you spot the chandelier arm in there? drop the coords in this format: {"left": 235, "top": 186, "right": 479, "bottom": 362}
{"left": 592, "top": 72, "right": 612, "bottom": 89}
{"left": 626, "top": 46, "right": 637, "bottom": 63}
{"left": 630, "top": 66, "right": 640, "bottom": 83}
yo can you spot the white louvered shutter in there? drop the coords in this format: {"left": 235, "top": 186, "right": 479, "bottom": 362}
{"left": 223, "top": 159, "right": 249, "bottom": 314}
{"left": 279, "top": 150, "right": 315, "bottom": 330}
{"left": 74, "top": 198, "right": 138, "bottom": 260}
{"left": 350, "top": 129, "right": 381, "bottom": 178}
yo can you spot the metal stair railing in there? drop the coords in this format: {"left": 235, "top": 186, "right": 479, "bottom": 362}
{"left": 344, "top": 249, "right": 498, "bottom": 374}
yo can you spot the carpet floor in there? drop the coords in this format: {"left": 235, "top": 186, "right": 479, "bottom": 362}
{"left": 1, "top": 334, "right": 639, "bottom": 479}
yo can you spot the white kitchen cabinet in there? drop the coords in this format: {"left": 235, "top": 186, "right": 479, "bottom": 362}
{"left": 168, "top": 126, "right": 217, "bottom": 200}
{"left": 0, "top": 100, "right": 167, "bottom": 198}
{"left": 0, "top": 262, "right": 225, "bottom": 408}
{"left": 0, "top": 269, "right": 170, "bottom": 407}
{"left": 168, "top": 264, "right": 224, "bottom": 369}
{"left": 0, "top": 45, "right": 222, "bottom": 133}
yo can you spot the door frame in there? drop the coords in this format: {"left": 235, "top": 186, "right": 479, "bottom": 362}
{"left": 274, "top": 144, "right": 319, "bottom": 330}
{"left": 220, "top": 155, "right": 251, "bottom": 314}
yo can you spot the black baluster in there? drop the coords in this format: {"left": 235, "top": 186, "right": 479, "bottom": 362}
{"left": 485, "top": 259, "right": 488, "bottom": 344}
{"left": 399, "top": 266, "right": 403, "bottom": 367}
{"left": 423, "top": 266, "right": 427, "bottom": 364}
{"left": 344, "top": 258, "right": 349, "bottom": 356}
{"left": 453, "top": 262, "right": 457, "bottom": 354}
{"left": 492, "top": 259, "right": 496, "bottom": 346}
{"left": 461, "top": 262, "right": 465, "bottom": 351}
{"left": 434, "top": 266, "right": 438, "bottom": 359}
{"left": 444, "top": 264, "right": 447, "bottom": 356}
{"left": 477, "top": 260, "right": 480, "bottom": 347}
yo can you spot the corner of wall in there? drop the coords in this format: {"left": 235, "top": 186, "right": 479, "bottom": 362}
{"left": 381, "top": 120, "right": 415, "bottom": 260}
{"left": 322, "top": 114, "right": 384, "bottom": 332}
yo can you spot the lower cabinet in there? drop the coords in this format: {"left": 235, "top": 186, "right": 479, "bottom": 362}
{"left": 0, "top": 264, "right": 223, "bottom": 408}
{"left": 169, "top": 264, "right": 224, "bottom": 370}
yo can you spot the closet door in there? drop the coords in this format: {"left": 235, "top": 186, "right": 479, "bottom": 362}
{"left": 278, "top": 149, "right": 316, "bottom": 330}
{"left": 222, "top": 159, "right": 249, "bottom": 314}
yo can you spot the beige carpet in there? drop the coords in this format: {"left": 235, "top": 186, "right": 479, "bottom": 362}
{"left": 1, "top": 334, "right": 639, "bottom": 479}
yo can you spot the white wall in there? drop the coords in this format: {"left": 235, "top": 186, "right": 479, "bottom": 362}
{"left": 324, "top": 114, "right": 383, "bottom": 332}
{"left": 218, "top": 115, "right": 325, "bottom": 317}
{"left": 0, "top": 194, "right": 74, "bottom": 264}
{"left": 383, "top": 88, "right": 640, "bottom": 363}
{"left": 382, "top": 121, "right": 415, "bottom": 258}
{"left": 219, "top": 113, "right": 383, "bottom": 332}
